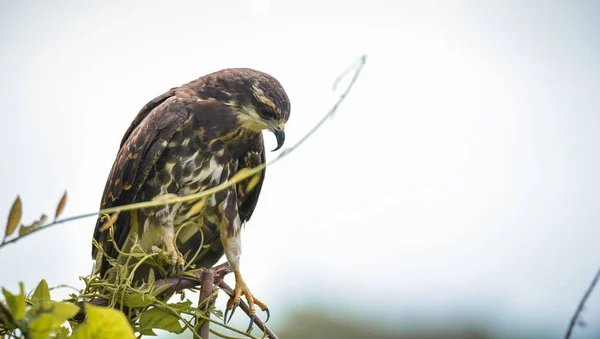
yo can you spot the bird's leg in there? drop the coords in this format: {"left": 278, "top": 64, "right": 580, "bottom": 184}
{"left": 218, "top": 189, "right": 269, "bottom": 330}
{"left": 150, "top": 225, "right": 185, "bottom": 280}
{"left": 147, "top": 195, "right": 186, "bottom": 277}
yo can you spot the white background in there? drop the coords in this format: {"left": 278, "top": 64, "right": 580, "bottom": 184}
{"left": 0, "top": 1, "right": 599, "bottom": 337}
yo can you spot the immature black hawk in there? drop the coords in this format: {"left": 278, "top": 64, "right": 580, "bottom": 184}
{"left": 92, "top": 68, "right": 290, "bottom": 322}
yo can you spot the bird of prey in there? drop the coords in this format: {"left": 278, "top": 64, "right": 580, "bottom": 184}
{"left": 91, "top": 68, "right": 290, "bottom": 323}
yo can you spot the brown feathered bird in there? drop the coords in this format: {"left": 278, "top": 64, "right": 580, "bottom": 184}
{"left": 92, "top": 68, "right": 290, "bottom": 323}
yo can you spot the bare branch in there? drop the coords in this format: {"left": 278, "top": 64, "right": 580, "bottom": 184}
{"left": 276, "top": 55, "right": 367, "bottom": 159}
{"left": 218, "top": 281, "right": 278, "bottom": 339}
{"left": 0, "top": 212, "right": 98, "bottom": 249}
{"left": 565, "top": 267, "right": 600, "bottom": 339}
{"left": 196, "top": 268, "right": 215, "bottom": 339}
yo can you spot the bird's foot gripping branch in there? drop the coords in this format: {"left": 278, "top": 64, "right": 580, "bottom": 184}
{"left": 1, "top": 227, "right": 279, "bottom": 339}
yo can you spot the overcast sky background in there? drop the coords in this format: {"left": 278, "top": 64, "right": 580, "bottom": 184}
{"left": 0, "top": 0, "right": 599, "bottom": 338}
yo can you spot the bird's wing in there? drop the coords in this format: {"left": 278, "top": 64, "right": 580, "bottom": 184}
{"left": 237, "top": 132, "right": 266, "bottom": 224}
{"left": 92, "top": 94, "right": 189, "bottom": 275}
{"left": 119, "top": 89, "right": 176, "bottom": 146}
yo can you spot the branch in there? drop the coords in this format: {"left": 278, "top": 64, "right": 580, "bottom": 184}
{"left": 283, "top": 54, "right": 366, "bottom": 157}
{"left": 0, "top": 212, "right": 98, "bottom": 250}
{"left": 81, "top": 262, "right": 232, "bottom": 311}
{"left": 218, "top": 281, "right": 278, "bottom": 339}
{"left": 565, "top": 267, "right": 600, "bottom": 339}
{"left": 69, "top": 263, "right": 276, "bottom": 338}
{"left": 196, "top": 268, "right": 215, "bottom": 339}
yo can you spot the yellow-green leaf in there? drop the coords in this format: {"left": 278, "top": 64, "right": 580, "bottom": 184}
{"left": 209, "top": 305, "right": 223, "bottom": 319}
{"left": 70, "top": 304, "right": 134, "bottom": 339}
{"left": 246, "top": 174, "right": 261, "bottom": 193}
{"left": 167, "top": 300, "right": 192, "bottom": 311}
{"left": 19, "top": 214, "right": 47, "bottom": 237}
{"left": 122, "top": 293, "right": 156, "bottom": 308}
{"left": 31, "top": 279, "right": 51, "bottom": 302}
{"left": 147, "top": 268, "right": 155, "bottom": 287}
{"left": 151, "top": 283, "right": 172, "bottom": 297}
{"left": 186, "top": 198, "right": 207, "bottom": 218}
{"left": 28, "top": 301, "right": 79, "bottom": 339}
{"left": 0, "top": 299, "right": 17, "bottom": 329}
{"left": 56, "top": 326, "right": 70, "bottom": 339}
{"left": 2, "top": 282, "right": 26, "bottom": 320}
{"left": 55, "top": 191, "right": 67, "bottom": 220}
{"left": 100, "top": 212, "right": 119, "bottom": 232}
{"left": 138, "top": 307, "right": 183, "bottom": 335}
{"left": 230, "top": 168, "right": 252, "bottom": 182}
{"left": 5, "top": 196, "right": 22, "bottom": 238}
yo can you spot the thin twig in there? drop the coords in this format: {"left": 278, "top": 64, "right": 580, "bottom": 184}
{"left": 99, "top": 54, "right": 367, "bottom": 214}
{"left": 565, "top": 267, "right": 600, "bottom": 339}
{"left": 218, "top": 281, "right": 278, "bottom": 339}
{"left": 276, "top": 55, "right": 367, "bottom": 158}
{"left": 0, "top": 212, "right": 98, "bottom": 249}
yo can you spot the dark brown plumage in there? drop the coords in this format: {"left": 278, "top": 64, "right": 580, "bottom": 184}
{"left": 91, "top": 68, "right": 290, "bottom": 321}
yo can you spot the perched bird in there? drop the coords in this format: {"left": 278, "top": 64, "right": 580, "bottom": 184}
{"left": 92, "top": 68, "right": 290, "bottom": 323}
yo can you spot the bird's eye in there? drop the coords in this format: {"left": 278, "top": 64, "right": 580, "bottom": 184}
{"left": 259, "top": 107, "right": 273, "bottom": 119}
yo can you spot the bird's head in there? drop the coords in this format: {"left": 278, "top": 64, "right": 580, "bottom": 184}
{"left": 199, "top": 68, "right": 291, "bottom": 151}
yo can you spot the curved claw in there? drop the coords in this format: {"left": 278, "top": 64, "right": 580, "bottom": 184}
{"left": 176, "top": 264, "right": 184, "bottom": 285}
{"left": 151, "top": 247, "right": 161, "bottom": 266}
{"left": 170, "top": 263, "right": 176, "bottom": 276}
{"left": 246, "top": 314, "right": 255, "bottom": 332}
{"left": 264, "top": 307, "right": 270, "bottom": 323}
{"left": 226, "top": 301, "right": 238, "bottom": 324}
{"left": 223, "top": 308, "right": 229, "bottom": 324}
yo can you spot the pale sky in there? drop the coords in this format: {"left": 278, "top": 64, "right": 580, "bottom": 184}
{"left": 1, "top": 1, "right": 599, "bottom": 338}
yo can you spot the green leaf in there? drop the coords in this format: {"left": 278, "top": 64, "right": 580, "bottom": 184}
{"left": 138, "top": 307, "right": 183, "bottom": 335}
{"left": 209, "top": 305, "right": 223, "bottom": 319}
{"left": 147, "top": 267, "right": 155, "bottom": 287}
{"left": 122, "top": 293, "right": 156, "bottom": 308}
{"left": 28, "top": 301, "right": 79, "bottom": 339}
{"left": 31, "top": 279, "right": 51, "bottom": 302}
{"left": 167, "top": 300, "right": 193, "bottom": 311}
{"left": 151, "top": 283, "right": 172, "bottom": 297}
{"left": 70, "top": 304, "right": 135, "bottom": 339}
{"left": 0, "top": 301, "right": 17, "bottom": 329}
{"left": 137, "top": 327, "right": 157, "bottom": 336}
{"left": 2, "top": 282, "right": 26, "bottom": 320}
{"left": 56, "top": 326, "right": 70, "bottom": 339}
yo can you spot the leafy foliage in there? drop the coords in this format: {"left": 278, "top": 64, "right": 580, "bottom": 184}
{"left": 138, "top": 307, "right": 184, "bottom": 335}
{"left": 0, "top": 280, "right": 135, "bottom": 339}
{"left": 2, "top": 194, "right": 64, "bottom": 246}
{"left": 70, "top": 304, "right": 134, "bottom": 339}
{"left": 0, "top": 221, "right": 263, "bottom": 338}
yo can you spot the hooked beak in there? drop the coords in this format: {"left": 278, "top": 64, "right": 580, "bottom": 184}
{"left": 270, "top": 122, "right": 286, "bottom": 151}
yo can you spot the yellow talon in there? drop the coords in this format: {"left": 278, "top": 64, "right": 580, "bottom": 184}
{"left": 224, "top": 270, "right": 269, "bottom": 326}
